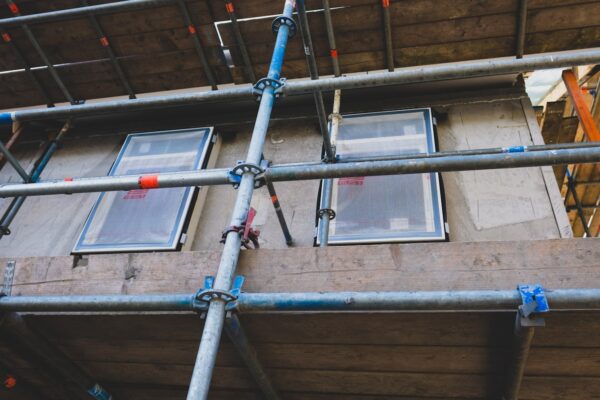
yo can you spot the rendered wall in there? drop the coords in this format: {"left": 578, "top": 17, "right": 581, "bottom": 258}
{"left": 0, "top": 98, "right": 568, "bottom": 257}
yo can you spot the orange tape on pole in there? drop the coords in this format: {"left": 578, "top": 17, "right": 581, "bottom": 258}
{"left": 1, "top": 32, "right": 11, "bottom": 43}
{"left": 188, "top": 25, "right": 197, "bottom": 35}
{"left": 139, "top": 175, "right": 159, "bottom": 189}
{"left": 4, "top": 374, "right": 16, "bottom": 389}
{"left": 382, "top": 0, "right": 390, "bottom": 8}
{"left": 225, "top": 2, "right": 234, "bottom": 13}
{"left": 562, "top": 69, "right": 600, "bottom": 142}
{"left": 99, "top": 36, "right": 109, "bottom": 47}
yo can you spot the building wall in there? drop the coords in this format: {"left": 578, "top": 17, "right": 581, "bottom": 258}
{"left": 0, "top": 97, "right": 568, "bottom": 257}
{"left": 438, "top": 100, "right": 566, "bottom": 241}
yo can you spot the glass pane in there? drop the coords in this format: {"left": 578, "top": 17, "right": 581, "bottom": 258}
{"left": 321, "top": 109, "right": 444, "bottom": 244}
{"left": 73, "top": 128, "right": 212, "bottom": 253}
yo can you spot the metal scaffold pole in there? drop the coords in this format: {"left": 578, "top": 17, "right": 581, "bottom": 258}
{"left": 185, "top": 1, "right": 295, "bottom": 398}
{"left": 2, "top": 143, "right": 600, "bottom": 198}
{"left": 319, "top": 88, "right": 341, "bottom": 246}
{"left": 0, "top": 120, "right": 73, "bottom": 237}
{"left": 2, "top": 288, "right": 600, "bottom": 313}
{"left": 1, "top": 48, "right": 600, "bottom": 124}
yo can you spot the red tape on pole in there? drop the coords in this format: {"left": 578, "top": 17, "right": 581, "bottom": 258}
{"left": 188, "top": 25, "right": 197, "bottom": 34}
{"left": 382, "top": 0, "right": 390, "bottom": 8}
{"left": 1, "top": 32, "right": 11, "bottom": 43}
{"left": 138, "top": 175, "right": 159, "bottom": 189}
{"left": 8, "top": 2, "right": 19, "bottom": 15}
{"left": 330, "top": 48, "right": 338, "bottom": 58}
{"left": 225, "top": 2, "right": 234, "bottom": 13}
{"left": 99, "top": 36, "right": 109, "bottom": 47}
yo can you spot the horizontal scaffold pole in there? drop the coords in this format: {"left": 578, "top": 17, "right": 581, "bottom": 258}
{"left": 1, "top": 144, "right": 600, "bottom": 198}
{"left": 1, "top": 289, "right": 600, "bottom": 313}
{"left": 1, "top": 48, "right": 600, "bottom": 124}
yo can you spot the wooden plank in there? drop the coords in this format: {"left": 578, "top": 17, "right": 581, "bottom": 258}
{"left": 0, "top": 0, "right": 221, "bottom": 67}
{"left": 71, "top": 360, "right": 496, "bottom": 397}
{"left": 221, "top": 2, "right": 600, "bottom": 60}
{"left": 541, "top": 101, "right": 568, "bottom": 145}
{"left": 107, "top": 384, "right": 486, "bottom": 400}
{"left": 239, "top": 313, "right": 514, "bottom": 347}
{"left": 14, "top": 310, "right": 600, "bottom": 399}
{"left": 521, "top": 97, "right": 573, "bottom": 238}
{"left": 527, "top": 347, "right": 600, "bottom": 377}
{"left": 25, "top": 312, "right": 512, "bottom": 346}
{"left": 45, "top": 336, "right": 508, "bottom": 374}
{"left": 83, "top": 363, "right": 255, "bottom": 389}
{"left": 49, "top": 337, "right": 241, "bottom": 367}
{"left": 231, "top": 23, "right": 600, "bottom": 81}
{"left": 553, "top": 117, "right": 580, "bottom": 186}
{"left": 107, "top": 385, "right": 263, "bottom": 400}
{"left": 267, "top": 369, "right": 493, "bottom": 398}
{"left": 4, "top": 239, "right": 600, "bottom": 297}
{"left": 4, "top": 24, "right": 600, "bottom": 109}
{"left": 520, "top": 376, "right": 600, "bottom": 399}
{"left": 206, "top": 0, "right": 593, "bottom": 22}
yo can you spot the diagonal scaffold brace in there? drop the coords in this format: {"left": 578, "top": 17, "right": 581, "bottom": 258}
{"left": 184, "top": 1, "right": 296, "bottom": 399}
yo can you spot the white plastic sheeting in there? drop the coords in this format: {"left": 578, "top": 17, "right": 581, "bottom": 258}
{"left": 73, "top": 127, "right": 213, "bottom": 253}
{"left": 319, "top": 109, "right": 445, "bottom": 244}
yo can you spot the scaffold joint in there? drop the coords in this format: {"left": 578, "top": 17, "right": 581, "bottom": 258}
{"left": 253, "top": 77, "right": 286, "bottom": 101}
{"left": 231, "top": 161, "right": 265, "bottom": 188}
{"left": 318, "top": 208, "right": 336, "bottom": 220}
{"left": 272, "top": 15, "right": 296, "bottom": 38}
{"left": 221, "top": 207, "right": 261, "bottom": 249}
{"left": 195, "top": 275, "right": 245, "bottom": 315}
{"left": 517, "top": 284, "right": 549, "bottom": 328}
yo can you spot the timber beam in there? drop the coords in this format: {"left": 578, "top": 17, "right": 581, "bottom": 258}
{"left": 1, "top": 239, "right": 600, "bottom": 297}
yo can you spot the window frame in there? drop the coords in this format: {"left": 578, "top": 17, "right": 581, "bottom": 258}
{"left": 317, "top": 108, "right": 446, "bottom": 245}
{"left": 72, "top": 127, "right": 214, "bottom": 254}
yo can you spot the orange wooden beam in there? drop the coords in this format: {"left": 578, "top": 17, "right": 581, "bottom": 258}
{"left": 562, "top": 69, "right": 600, "bottom": 142}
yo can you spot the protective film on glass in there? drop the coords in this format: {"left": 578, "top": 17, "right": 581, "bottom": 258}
{"left": 73, "top": 127, "right": 213, "bottom": 253}
{"left": 318, "top": 109, "right": 445, "bottom": 244}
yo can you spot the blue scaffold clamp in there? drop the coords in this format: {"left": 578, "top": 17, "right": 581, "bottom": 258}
{"left": 517, "top": 284, "right": 549, "bottom": 328}
{"left": 502, "top": 145, "right": 527, "bottom": 153}
{"left": 0, "top": 112, "right": 13, "bottom": 126}
{"left": 87, "top": 383, "right": 112, "bottom": 400}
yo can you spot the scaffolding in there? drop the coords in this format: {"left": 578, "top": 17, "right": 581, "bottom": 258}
{"left": 1, "top": 1, "right": 600, "bottom": 400}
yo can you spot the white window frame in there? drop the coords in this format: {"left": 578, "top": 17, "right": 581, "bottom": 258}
{"left": 73, "top": 127, "right": 214, "bottom": 254}
{"left": 317, "top": 108, "right": 445, "bottom": 245}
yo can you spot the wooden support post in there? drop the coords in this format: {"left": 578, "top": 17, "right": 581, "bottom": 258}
{"left": 562, "top": 69, "right": 600, "bottom": 236}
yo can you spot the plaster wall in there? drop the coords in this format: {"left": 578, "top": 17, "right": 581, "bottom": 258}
{"left": 0, "top": 98, "right": 567, "bottom": 257}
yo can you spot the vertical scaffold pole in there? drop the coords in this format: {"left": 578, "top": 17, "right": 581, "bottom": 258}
{"left": 319, "top": 89, "right": 341, "bottom": 246}
{"left": 185, "top": 2, "right": 295, "bottom": 399}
